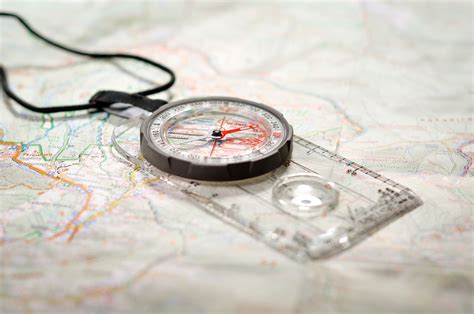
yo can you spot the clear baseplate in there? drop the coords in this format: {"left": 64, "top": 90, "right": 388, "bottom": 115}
{"left": 112, "top": 117, "right": 423, "bottom": 262}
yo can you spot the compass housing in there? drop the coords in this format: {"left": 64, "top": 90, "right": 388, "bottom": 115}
{"left": 140, "top": 96, "right": 293, "bottom": 181}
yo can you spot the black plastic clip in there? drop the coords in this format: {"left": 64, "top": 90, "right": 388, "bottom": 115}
{"left": 89, "top": 90, "right": 168, "bottom": 112}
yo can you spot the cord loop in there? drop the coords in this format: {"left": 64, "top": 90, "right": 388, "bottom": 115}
{"left": 0, "top": 11, "right": 175, "bottom": 113}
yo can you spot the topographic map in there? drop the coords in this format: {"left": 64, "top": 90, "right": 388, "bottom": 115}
{"left": 0, "top": 1, "right": 472, "bottom": 313}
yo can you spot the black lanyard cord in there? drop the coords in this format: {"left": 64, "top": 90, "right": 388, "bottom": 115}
{"left": 0, "top": 12, "right": 176, "bottom": 113}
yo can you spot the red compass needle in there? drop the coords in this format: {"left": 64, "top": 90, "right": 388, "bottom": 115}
{"left": 220, "top": 124, "right": 256, "bottom": 137}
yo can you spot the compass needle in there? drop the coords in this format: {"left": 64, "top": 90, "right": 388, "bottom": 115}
{"left": 175, "top": 135, "right": 210, "bottom": 145}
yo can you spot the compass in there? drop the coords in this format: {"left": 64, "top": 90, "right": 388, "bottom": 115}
{"left": 140, "top": 96, "right": 293, "bottom": 181}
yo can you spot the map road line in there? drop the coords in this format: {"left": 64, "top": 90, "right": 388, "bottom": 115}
{"left": 0, "top": 141, "right": 94, "bottom": 242}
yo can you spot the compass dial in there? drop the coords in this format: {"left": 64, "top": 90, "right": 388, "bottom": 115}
{"left": 140, "top": 97, "right": 293, "bottom": 181}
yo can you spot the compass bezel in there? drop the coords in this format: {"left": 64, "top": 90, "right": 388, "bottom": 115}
{"left": 140, "top": 96, "right": 293, "bottom": 181}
